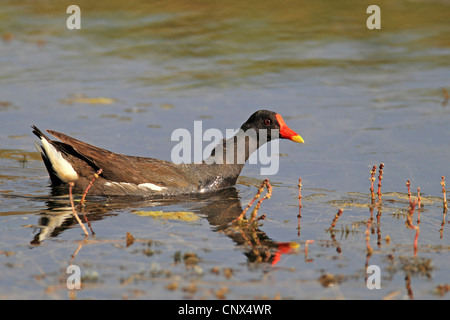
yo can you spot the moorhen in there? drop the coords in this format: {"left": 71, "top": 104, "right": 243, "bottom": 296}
{"left": 32, "top": 110, "right": 304, "bottom": 196}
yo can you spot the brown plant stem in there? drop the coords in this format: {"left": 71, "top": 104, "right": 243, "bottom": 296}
{"left": 417, "top": 187, "right": 421, "bottom": 208}
{"left": 417, "top": 187, "right": 422, "bottom": 224}
{"left": 80, "top": 205, "right": 95, "bottom": 235}
{"left": 298, "top": 178, "right": 302, "bottom": 209}
{"left": 440, "top": 209, "right": 447, "bottom": 239}
{"left": 68, "top": 182, "right": 89, "bottom": 236}
{"left": 297, "top": 178, "right": 302, "bottom": 236}
{"left": 330, "top": 208, "right": 343, "bottom": 229}
{"left": 406, "top": 200, "right": 420, "bottom": 257}
{"left": 365, "top": 219, "right": 373, "bottom": 258}
{"left": 329, "top": 208, "right": 343, "bottom": 254}
{"left": 406, "top": 179, "right": 411, "bottom": 204}
{"left": 370, "top": 165, "right": 377, "bottom": 201}
{"left": 441, "top": 176, "right": 448, "bottom": 212}
{"left": 249, "top": 180, "right": 272, "bottom": 223}
{"left": 80, "top": 168, "right": 103, "bottom": 206}
{"left": 440, "top": 176, "right": 448, "bottom": 239}
{"left": 377, "top": 163, "right": 384, "bottom": 201}
{"left": 233, "top": 179, "right": 272, "bottom": 224}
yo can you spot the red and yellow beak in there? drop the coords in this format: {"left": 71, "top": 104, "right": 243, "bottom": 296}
{"left": 275, "top": 114, "right": 305, "bottom": 143}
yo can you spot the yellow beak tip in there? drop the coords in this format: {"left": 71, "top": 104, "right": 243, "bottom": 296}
{"left": 291, "top": 135, "right": 305, "bottom": 143}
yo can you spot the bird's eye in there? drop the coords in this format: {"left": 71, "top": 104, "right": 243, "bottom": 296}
{"left": 264, "top": 119, "right": 272, "bottom": 125}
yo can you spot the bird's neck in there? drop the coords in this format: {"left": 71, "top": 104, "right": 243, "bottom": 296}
{"left": 205, "top": 129, "right": 265, "bottom": 166}
{"left": 193, "top": 129, "right": 271, "bottom": 190}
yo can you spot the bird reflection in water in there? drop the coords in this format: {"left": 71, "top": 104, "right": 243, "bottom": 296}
{"left": 29, "top": 185, "right": 304, "bottom": 266}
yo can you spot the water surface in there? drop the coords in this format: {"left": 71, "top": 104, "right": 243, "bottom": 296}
{"left": 1, "top": 0, "right": 450, "bottom": 299}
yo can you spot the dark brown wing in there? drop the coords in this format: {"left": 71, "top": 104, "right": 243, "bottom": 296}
{"left": 46, "top": 129, "right": 196, "bottom": 189}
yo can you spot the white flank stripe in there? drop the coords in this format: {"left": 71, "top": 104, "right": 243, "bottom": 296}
{"left": 137, "top": 183, "right": 166, "bottom": 191}
{"left": 104, "top": 182, "right": 166, "bottom": 192}
{"left": 40, "top": 138, "right": 78, "bottom": 182}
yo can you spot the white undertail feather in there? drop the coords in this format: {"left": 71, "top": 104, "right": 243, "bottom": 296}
{"left": 36, "top": 137, "right": 79, "bottom": 183}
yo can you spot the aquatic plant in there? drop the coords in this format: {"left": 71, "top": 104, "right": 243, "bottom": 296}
{"left": 232, "top": 178, "right": 272, "bottom": 224}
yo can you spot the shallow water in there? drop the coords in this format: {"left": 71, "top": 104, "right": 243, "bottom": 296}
{"left": 1, "top": 0, "right": 450, "bottom": 299}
